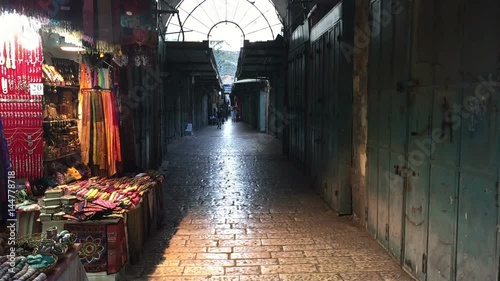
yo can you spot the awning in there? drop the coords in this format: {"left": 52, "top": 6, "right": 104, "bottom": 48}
{"left": 163, "top": 41, "right": 222, "bottom": 89}
{"left": 236, "top": 37, "right": 286, "bottom": 80}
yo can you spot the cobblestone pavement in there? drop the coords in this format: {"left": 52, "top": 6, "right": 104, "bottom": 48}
{"left": 121, "top": 122, "right": 414, "bottom": 281}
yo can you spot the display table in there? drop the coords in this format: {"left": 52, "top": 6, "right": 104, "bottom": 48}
{"left": 40, "top": 183, "right": 164, "bottom": 273}
{"left": 42, "top": 218, "right": 127, "bottom": 274}
{"left": 125, "top": 182, "right": 164, "bottom": 264}
{"left": 48, "top": 244, "right": 89, "bottom": 281}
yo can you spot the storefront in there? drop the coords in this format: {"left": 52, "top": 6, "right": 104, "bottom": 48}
{"left": 0, "top": 1, "right": 165, "bottom": 279}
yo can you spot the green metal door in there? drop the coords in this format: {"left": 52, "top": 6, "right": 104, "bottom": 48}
{"left": 308, "top": 3, "right": 353, "bottom": 215}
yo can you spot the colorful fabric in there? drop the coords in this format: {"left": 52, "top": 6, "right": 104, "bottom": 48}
{"left": 79, "top": 64, "right": 92, "bottom": 165}
{"left": 64, "top": 219, "right": 126, "bottom": 274}
{"left": 106, "top": 219, "right": 127, "bottom": 274}
{"left": 79, "top": 66, "right": 121, "bottom": 176}
{"left": 91, "top": 91, "right": 107, "bottom": 171}
{"left": 64, "top": 224, "right": 108, "bottom": 273}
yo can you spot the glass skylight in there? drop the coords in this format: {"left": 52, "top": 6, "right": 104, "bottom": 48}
{"left": 165, "top": 0, "right": 283, "bottom": 44}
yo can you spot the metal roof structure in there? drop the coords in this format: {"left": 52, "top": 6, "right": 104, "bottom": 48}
{"left": 162, "top": 41, "right": 222, "bottom": 89}
{"left": 236, "top": 38, "right": 286, "bottom": 80}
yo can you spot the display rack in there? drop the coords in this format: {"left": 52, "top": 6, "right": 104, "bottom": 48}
{"left": 42, "top": 61, "right": 81, "bottom": 165}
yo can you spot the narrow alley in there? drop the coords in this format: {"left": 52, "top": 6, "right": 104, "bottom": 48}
{"left": 123, "top": 122, "right": 413, "bottom": 281}
{"left": 1, "top": 1, "right": 498, "bottom": 280}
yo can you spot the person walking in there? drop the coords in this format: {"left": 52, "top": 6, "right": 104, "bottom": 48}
{"left": 216, "top": 108, "right": 223, "bottom": 129}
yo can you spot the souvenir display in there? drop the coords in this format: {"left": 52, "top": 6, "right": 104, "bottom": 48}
{"left": 0, "top": 256, "right": 48, "bottom": 280}
{"left": 40, "top": 170, "right": 164, "bottom": 222}
{"left": 41, "top": 65, "right": 64, "bottom": 85}
{"left": 50, "top": 59, "right": 79, "bottom": 86}
{"left": 79, "top": 63, "right": 121, "bottom": 176}
{"left": 26, "top": 254, "right": 57, "bottom": 271}
{"left": 0, "top": 23, "right": 44, "bottom": 180}
{"left": 43, "top": 118, "right": 80, "bottom": 161}
{"left": 0, "top": 4, "right": 161, "bottom": 281}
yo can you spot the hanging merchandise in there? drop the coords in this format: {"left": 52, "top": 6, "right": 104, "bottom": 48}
{"left": 120, "top": 45, "right": 154, "bottom": 67}
{"left": 112, "top": 50, "right": 128, "bottom": 67}
{"left": 0, "top": 12, "right": 44, "bottom": 180}
{"left": 79, "top": 63, "right": 122, "bottom": 176}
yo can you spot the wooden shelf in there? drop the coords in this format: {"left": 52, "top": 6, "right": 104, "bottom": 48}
{"left": 44, "top": 150, "right": 80, "bottom": 162}
{"left": 44, "top": 84, "right": 80, "bottom": 91}
{"left": 43, "top": 119, "right": 79, "bottom": 124}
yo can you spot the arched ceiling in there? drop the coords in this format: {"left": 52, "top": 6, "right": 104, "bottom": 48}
{"left": 164, "top": 0, "right": 285, "bottom": 43}
{"left": 165, "top": 0, "right": 288, "bottom": 19}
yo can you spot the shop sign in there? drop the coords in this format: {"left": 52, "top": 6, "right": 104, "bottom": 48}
{"left": 223, "top": 85, "right": 232, "bottom": 93}
{"left": 29, "top": 83, "right": 44, "bottom": 96}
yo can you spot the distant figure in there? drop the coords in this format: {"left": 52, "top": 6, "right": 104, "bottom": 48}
{"left": 216, "top": 108, "right": 223, "bottom": 129}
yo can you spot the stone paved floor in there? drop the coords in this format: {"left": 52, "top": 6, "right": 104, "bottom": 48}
{"left": 120, "top": 121, "right": 414, "bottom": 281}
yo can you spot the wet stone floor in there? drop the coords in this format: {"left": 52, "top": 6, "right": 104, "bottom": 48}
{"left": 121, "top": 122, "right": 413, "bottom": 281}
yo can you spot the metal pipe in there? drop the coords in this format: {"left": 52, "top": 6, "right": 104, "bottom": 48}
{"left": 177, "top": 12, "right": 185, "bottom": 41}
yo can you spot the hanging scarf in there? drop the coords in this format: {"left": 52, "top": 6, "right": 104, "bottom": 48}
{"left": 101, "top": 91, "right": 115, "bottom": 175}
{"left": 92, "top": 91, "right": 107, "bottom": 171}
{"left": 79, "top": 64, "right": 92, "bottom": 165}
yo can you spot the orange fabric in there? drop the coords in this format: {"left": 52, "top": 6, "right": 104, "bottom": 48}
{"left": 78, "top": 65, "right": 121, "bottom": 175}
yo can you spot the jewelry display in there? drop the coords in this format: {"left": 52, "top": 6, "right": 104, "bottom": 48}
{"left": 5, "top": 38, "right": 10, "bottom": 69}
{"left": 0, "top": 29, "right": 43, "bottom": 180}
{"left": 2, "top": 77, "right": 7, "bottom": 94}
{"left": 10, "top": 38, "right": 16, "bottom": 70}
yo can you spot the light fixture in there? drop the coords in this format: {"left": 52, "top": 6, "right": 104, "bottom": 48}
{"left": 59, "top": 36, "right": 85, "bottom": 52}
{"left": 60, "top": 46, "right": 86, "bottom": 52}
{"left": 126, "top": 11, "right": 133, "bottom": 16}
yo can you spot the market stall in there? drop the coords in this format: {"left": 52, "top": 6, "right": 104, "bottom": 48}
{"left": 2, "top": 228, "right": 89, "bottom": 281}
{"left": 0, "top": 2, "right": 166, "bottom": 279}
{"left": 38, "top": 171, "right": 164, "bottom": 272}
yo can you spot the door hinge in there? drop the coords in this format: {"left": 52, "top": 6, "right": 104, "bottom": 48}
{"left": 385, "top": 224, "right": 389, "bottom": 241}
{"left": 422, "top": 253, "right": 427, "bottom": 274}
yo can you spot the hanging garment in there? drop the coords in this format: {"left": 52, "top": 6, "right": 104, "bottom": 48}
{"left": 79, "top": 65, "right": 122, "bottom": 176}
{"left": 79, "top": 64, "right": 92, "bottom": 165}
{"left": 91, "top": 91, "right": 107, "bottom": 171}
{"left": 110, "top": 92, "right": 122, "bottom": 163}
{"left": 101, "top": 91, "right": 116, "bottom": 175}
{"left": 80, "top": 91, "right": 91, "bottom": 165}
